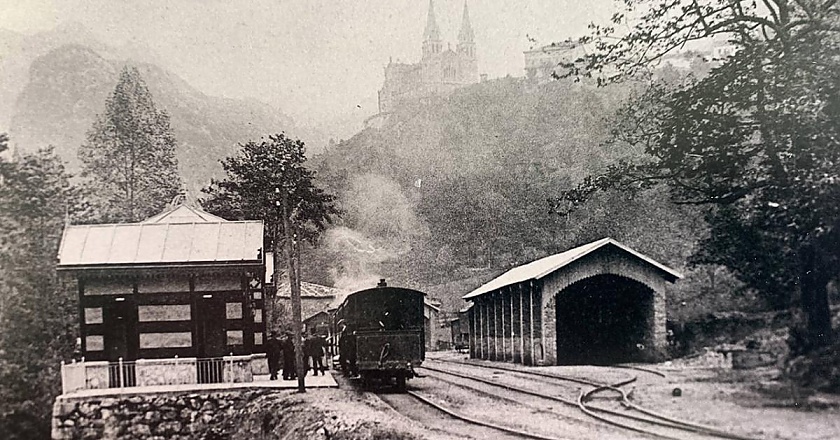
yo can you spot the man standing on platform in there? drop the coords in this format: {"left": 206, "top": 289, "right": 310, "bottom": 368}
{"left": 266, "top": 332, "right": 282, "bottom": 380}
{"left": 306, "top": 333, "right": 326, "bottom": 375}
{"left": 281, "top": 332, "right": 296, "bottom": 380}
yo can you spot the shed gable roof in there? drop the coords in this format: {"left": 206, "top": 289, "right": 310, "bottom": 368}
{"left": 462, "top": 238, "right": 682, "bottom": 300}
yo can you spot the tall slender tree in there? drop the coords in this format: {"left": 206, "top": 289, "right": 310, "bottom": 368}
{"left": 202, "top": 133, "right": 340, "bottom": 392}
{"left": 78, "top": 66, "right": 182, "bottom": 223}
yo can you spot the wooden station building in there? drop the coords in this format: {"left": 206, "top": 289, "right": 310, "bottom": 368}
{"left": 57, "top": 204, "right": 265, "bottom": 387}
{"left": 463, "top": 238, "right": 681, "bottom": 365}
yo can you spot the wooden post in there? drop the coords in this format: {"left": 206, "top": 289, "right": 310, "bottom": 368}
{"left": 280, "top": 188, "right": 306, "bottom": 392}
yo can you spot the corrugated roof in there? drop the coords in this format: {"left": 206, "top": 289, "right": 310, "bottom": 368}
{"left": 58, "top": 220, "right": 263, "bottom": 267}
{"left": 462, "top": 238, "right": 682, "bottom": 300}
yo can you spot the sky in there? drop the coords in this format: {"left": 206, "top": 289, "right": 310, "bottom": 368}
{"left": 0, "top": 0, "right": 617, "bottom": 136}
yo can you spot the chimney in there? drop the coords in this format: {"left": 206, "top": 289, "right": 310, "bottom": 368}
{"left": 377, "top": 279, "right": 387, "bottom": 288}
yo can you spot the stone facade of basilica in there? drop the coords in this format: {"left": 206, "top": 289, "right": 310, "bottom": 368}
{"left": 377, "top": 1, "right": 479, "bottom": 115}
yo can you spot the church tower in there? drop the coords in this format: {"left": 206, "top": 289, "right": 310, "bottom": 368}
{"left": 422, "top": 0, "right": 443, "bottom": 59}
{"left": 456, "top": 1, "right": 478, "bottom": 83}
{"left": 375, "top": 0, "right": 480, "bottom": 117}
{"left": 457, "top": 1, "right": 475, "bottom": 58}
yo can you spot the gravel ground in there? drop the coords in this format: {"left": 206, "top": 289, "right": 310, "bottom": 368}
{"left": 633, "top": 362, "right": 840, "bottom": 440}
{"left": 222, "top": 385, "right": 431, "bottom": 440}
{"left": 423, "top": 351, "right": 840, "bottom": 440}
{"left": 226, "top": 353, "right": 840, "bottom": 440}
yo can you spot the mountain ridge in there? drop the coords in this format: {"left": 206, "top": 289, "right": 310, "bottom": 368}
{"left": 8, "top": 43, "right": 298, "bottom": 192}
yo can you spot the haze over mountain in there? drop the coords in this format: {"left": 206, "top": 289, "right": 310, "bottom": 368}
{"left": 308, "top": 76, "right": 732, "bottom": 317}
{"left": 0, "top": 22, "right": 163, "bottom": 129}
{"left": 2, "top": 25, "right": 306, "bottom": 191}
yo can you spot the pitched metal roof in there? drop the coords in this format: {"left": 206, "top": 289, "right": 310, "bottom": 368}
{"left": 462, "top": 238, "right": 682, "bottom": 300}
{"left": 142, "top": 204, "right": 227, "bottom": 224}
{"left": 58, "top": 219, "right": 263, "bottom": 268}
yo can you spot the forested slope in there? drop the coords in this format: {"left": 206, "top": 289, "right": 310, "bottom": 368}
{"left": 309, "top": 76, "right": 747, "bottom": 318}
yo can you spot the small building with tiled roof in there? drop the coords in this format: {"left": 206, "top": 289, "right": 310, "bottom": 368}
{"left": 264, "top": 252, "right": 339, "bottom": 335}
{"left": 463, "top": 238, "right": 681, "bottom": 366}
{"left": 57, "top": 203, "right": 266, "bottom": 391}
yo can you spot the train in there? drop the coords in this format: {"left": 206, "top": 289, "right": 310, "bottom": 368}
{"left": 333, "top": 280, "right": 425, "bottom": 391}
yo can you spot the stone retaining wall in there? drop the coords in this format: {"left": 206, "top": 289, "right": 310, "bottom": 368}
{"left": 52, "top": 390, "right": 267, "bottom": 440}
{"left": 52, "top": 388, "right": 422, "bottom": 440}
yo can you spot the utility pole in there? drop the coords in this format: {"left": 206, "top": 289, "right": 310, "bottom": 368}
{"left": 277, "top": 187, "right": 306, "bottom": 392}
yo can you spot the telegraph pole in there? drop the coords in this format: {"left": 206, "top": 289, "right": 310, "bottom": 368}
{"left": 278, "top": 187, "right": 306, "bottom": 392}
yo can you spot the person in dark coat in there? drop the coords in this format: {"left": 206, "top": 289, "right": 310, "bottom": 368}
{"left": 281, "top": 332, "right": 296, "bottom": 380}
{"left": 266, "top": 332, "right": 282, "bottom": 380}
{"left": 306, "top": 334, "right": 326, "bottom": 375}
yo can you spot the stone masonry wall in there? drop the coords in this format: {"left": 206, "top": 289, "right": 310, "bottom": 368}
{"left": 52, "top": 391, "right": 266, "bottom": 440}
{"left": 52, "top": 389, "right": 424, "bottom": 440}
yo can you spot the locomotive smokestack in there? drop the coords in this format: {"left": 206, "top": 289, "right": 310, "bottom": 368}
{"left": 377, "top": 279, "right": 387, "bottom": 288}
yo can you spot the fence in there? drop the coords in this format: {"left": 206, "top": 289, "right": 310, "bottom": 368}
{"left": 61, "top": 354, "right": 261, "bottom": 394}
{"left": 108, "top": 359, "right": 137, "bottom": 388}
{"left": 196, "top": 357, "right": 225, "bottom": 384}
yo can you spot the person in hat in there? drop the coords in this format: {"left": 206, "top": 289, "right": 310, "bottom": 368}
{"left": 265, "top": 332, "right": 282, "bottom": 380}
{"left": 281, "top": 332, "right": 296, "bottom": 380}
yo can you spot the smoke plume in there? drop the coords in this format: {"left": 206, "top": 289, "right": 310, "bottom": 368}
{"left": 326, "top": 173, "right": 429, "bottom": 300}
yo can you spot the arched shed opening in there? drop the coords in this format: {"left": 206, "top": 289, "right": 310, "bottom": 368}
{"left": 463, "top": 238, "right": 682, "bottom": 366}
{"left": 554, "top": 274, "right": 654, "bottom": 365}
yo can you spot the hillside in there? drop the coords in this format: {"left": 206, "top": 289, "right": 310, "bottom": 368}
{"left": 7, "top": 44, "right": 297, "bottom": 192}
{"left": 309, "top": 76, "right": 742, "bottom": 318}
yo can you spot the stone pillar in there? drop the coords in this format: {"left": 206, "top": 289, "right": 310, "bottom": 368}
{"left": 475, "top": 301, "right": 481, "bottom": 359}
{"left": 532, "top": 282, "right": 544, "bottom": 365}
{"left": 468, "top": 305, "right": 476, "bottom": 359}
{"left": 522, "top": 283, "right": 532, "bottom": 365}
{"left": 480, "top": 297, "right": 490, "bottom": 360}
{"left": 542, "top": 288, "right": 557, "bottom": 365}
{"left": 493, "top": 293, "right": 501, "bottom": 361}
{"left": 486, "top": 299, "right": 493, "bottom": 360}
{"left": 500, "top": 291, "right": 507, "bottom": 361}
{"left": 513, "top": 286, "right": 522, "bottom": 363}
{"left": 651, "top": 286, "right": 668, "bottom": 361}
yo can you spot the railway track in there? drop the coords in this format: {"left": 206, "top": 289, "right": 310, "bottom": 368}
{"left": 405, "top": 390, "right": 565, "bottom": 440}
{"left": 419, "top": 358, "right": 764, "bottom": 440}
{"left": 377, "top": 384, "right": 562, "bottom": 440}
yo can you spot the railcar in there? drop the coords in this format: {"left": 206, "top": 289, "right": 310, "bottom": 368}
{"left": 334, "top": 280, "right": 425, "bottom": 391}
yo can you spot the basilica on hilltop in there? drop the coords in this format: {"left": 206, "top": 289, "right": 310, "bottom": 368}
{"left": 376, "top": 1, "right": 479, "bottom": 115}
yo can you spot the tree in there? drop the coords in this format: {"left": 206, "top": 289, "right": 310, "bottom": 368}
{"left": 78, "top": 66, "right": 182, "bottom": 223}
{"left": 0, "top": 137, "right": 79, "bottom": 439}
{"left": 202, "top": 133, "right": 340, "bottom": 391}
{"left": 556, "top": 0, "right": 840, "bottom": 348}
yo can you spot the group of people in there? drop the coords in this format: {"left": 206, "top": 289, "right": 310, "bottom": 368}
{"left": 265, "top": 331, "right": 328, "bottom": 380}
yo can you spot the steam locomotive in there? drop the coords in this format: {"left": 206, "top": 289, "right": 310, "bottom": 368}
{"left": 334, "top": 280, "right": 425, "bottom": 391}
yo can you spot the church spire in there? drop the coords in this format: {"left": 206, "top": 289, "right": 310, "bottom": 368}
{"left": 422, "top": 0, "right": 442, "bottom": 58}
{"left": 423, "top": 0, "right": 441, "bottom": 41}
{"left": 457, "top": 1, "right": 476, "bottom": 60}
{"left": 458, "top": 1, "right": 474, "bottom": 43}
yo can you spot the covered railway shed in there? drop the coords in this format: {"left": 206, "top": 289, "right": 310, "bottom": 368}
{"left": 463, "top": 238, "right": 681, "bottom": 365}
